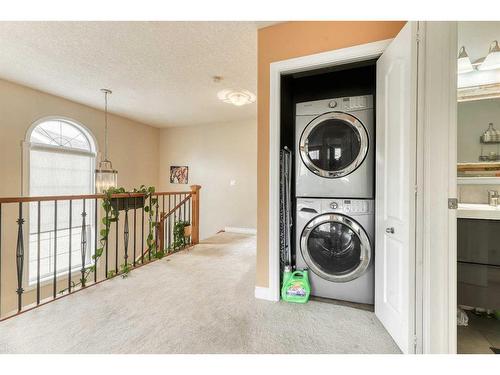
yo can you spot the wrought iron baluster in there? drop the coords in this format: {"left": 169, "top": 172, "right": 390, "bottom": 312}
{"left": 124, "top": 198, "right": 129, "bottom": 266}
{"left": 53, "top": 200, "right": 57, "bottom": 299}
{"left": 183, "top": 194, "right": 186, "bottom": 222}
{"left": 174, "top": 194, "right": 177, "bottom": 228}
{"left": 68, "top": 200, "right": 72, "bottom": 293}
{"left": 81, "top": 199, "right": 87, "bottom": 287}
{"left": 115, "top": 208, "right": 119, "bottom": 273}
{"left": 36, "top": 201, "right": 41, "bottom": 304}
{"left": 148, "top": 196, "right": 152, "bottom": 261}
{"left": 133, "top": 197, "right": 137, "bottom": 267}
{"left": 188, "top": 196, "right": 191, "bottom": 244}
{"left": 105, "top": 207, "right": 109, "bottom": 278}
{"left": 94, "top": 198, "right": 98, "bottom": 283}
{"left": 15, "top": 202, "right": 25, "bottom": 312}
{"left": 155, "top": 196, "right": 159, "bottom": 254}
{"left": 141, "top": 204, "right": 145, "bottom": 263}
{"left": 168, "top": 195, "right": 171, "bottom": 250}
{"left": 162, "top": 195, "right": 165, "bottom": 251}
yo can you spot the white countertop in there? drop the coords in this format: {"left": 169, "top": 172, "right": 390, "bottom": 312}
{"left": 458, "top": 203, "right": 500, "bottom": 220}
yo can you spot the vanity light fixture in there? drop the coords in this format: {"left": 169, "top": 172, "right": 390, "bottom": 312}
{"left": 479, "top": 40, "right": 500, "bottom": 71}
{"left": 457, "top": 46, "right": 474, "bottom": 74}
{"left": 217, "top": 89, "right": 256, "bottom": 106}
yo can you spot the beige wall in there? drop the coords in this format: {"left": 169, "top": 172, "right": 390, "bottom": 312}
{"left": 0, "top": 78, "right": 160, "bottom": 316}
{"left": 159, "top": 120, "right": 257, "bottom": 240}
{"left": 256, "top": 21, "right": 407, "bottom": 287}
{"left": 0, "top": 78, "right": 160, "bottom": 196}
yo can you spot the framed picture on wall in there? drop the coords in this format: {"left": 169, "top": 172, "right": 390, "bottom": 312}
{"left": 170, "top": 166, "right": 189, "bottom": 184}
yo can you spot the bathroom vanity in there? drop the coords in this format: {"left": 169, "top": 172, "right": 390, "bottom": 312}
{"left": 457, "top": 203, "right": 500, "bottom": 310}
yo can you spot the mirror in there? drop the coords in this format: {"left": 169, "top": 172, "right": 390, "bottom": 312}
{"left": 457, "top": 22, "right": 500, "bottom": 182}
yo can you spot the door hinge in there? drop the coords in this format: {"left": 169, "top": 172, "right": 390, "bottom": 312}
{"left": 416, "top": 28, "right": 424, "bottom": 44}
{"left": 413, "top": 335, "right": 418, "bottom": 350}
{"left": 448, "top": 198, "right": 458, "bottom": 210}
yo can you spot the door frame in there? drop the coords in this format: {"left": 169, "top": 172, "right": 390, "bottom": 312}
{"left": 415, "top": 21, "right": 457, "bottom": 354}
{"left": 266, "top": 38, "right": 392, "bottom": 304}
{"left": 264, "top": 21, "right": 458, "bottom": 354}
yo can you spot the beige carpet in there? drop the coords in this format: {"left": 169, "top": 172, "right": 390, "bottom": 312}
{"left": 0, "top": 232, "right": 400, "bottom": 354}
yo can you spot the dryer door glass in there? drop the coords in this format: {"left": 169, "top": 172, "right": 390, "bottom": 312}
{"left": 308, "top": 119, "right": 360, "bottom": 171}
{"left": 300, "top": 112, "right": 369, "bottom": 178}
{"left": 301, "top": 213, "right": 371, "bottom": 283}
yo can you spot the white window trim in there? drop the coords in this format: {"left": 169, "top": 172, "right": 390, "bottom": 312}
{"left": 22, "top": 116, "right": 99, "bottom": 290}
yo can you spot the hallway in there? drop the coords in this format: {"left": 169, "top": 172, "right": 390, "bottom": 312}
{"left": 0, "top": 232, "right": 399, "bottom": 354}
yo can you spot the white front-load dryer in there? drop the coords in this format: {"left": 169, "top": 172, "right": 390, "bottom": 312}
{"left": 296, "top": 95, "right": 374, "bottom": 198}
{"left": 295, "top": 197, "right": 374, "bottom": 304}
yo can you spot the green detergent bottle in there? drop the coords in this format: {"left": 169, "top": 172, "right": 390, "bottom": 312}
{"left": 281, "top": 266, "right": 311, "bottom": 303}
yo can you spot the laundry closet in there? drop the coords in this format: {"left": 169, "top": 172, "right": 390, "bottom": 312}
{"left": 279, "top": 61, "right": 377, "bottom": 306}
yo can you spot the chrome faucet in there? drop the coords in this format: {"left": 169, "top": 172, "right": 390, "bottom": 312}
{"left": 488, "top": 190, "right": 499, "bottom": 206}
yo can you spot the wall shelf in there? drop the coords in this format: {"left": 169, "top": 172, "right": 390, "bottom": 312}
{"left": 457, "top": 176, "right": 500, "bottom": 185}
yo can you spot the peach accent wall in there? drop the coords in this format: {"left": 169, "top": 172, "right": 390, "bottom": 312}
{"left": 256, "top": 21, "right": 406, "bottom": 287}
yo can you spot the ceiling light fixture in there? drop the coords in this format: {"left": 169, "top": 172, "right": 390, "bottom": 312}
{"left": 479, "top": 40, "right": 500, "bottom": 71}
{"left": 217, "top": 89, "right": 256, "bottom": 106}
{"left": 95, "top": 88, "right": 118, "bottom": 193}
{"left": 457, "top": 46, "right": 474, "bottom": 74}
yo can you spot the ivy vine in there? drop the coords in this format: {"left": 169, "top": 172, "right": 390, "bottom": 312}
{"left": 171, "top": 220, "right": 190, "bottom": 250}
{"left": 60, "top": 185, "right": 159, "bottom": 293}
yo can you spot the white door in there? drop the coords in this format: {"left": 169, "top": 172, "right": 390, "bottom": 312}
{"left": 375, "top": 22, "right": 419, "bottom": 354}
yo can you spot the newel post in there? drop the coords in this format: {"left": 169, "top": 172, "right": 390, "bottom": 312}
{"left": 190, "top": 185, "right": 201, "bottom": 245}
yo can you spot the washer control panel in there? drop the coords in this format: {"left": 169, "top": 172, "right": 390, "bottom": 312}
{"left": 322, "top": 199, "right": 372, "bottom": 214}
{"left": 342, "top": 199, "right": 370, "bottom": 214}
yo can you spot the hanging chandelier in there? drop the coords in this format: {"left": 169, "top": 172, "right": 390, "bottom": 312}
{"left": 95, "top": 88, "right": 118, "bottom": 193}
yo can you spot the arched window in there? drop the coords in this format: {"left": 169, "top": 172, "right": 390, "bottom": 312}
{"left": 27, "top": 118, "right": 97, "bottom": 285}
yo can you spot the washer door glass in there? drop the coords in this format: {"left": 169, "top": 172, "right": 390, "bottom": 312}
{"left": 301, "top": 214, "right": 371, "bottom": 283}
{"left": 300, "top": 112, "right": 368, "bottom": 178}
{"left": 308, "top": 221, "right": 361, "bottom": 274}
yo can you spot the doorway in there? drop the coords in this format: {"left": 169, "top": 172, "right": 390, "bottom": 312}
{"left": 266, "top": 21, "right": 462, "bottom": 354}
{"left": 267, "top": 22, "right": 422, "bottom": 354}
{"left": 455, "top": 21, "right": 500, "bottom": 354}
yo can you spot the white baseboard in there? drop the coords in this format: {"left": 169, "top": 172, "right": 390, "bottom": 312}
{"left": 254, "top": 286, "right": 279, "bottom": 301}
{"left": 224, "top": 227, "right": 257, "bottom": 235}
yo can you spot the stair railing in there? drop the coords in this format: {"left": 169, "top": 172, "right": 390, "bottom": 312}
{"left": 0, "top": 185, "right": 201, "bottom": 321}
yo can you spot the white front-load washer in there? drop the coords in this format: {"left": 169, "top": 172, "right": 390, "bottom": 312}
{"left": 295, "top": 197, "right": 374, "bottom": 304}
{"left": 295, "top": 95, "right": 374, "bottom": 198}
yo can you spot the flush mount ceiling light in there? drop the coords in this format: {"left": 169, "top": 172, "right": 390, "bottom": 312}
{"left": 479, "top": 40, "right": 500, "bottom": 71}
{"left": 217, "top": 89, "right": 256, "bottom": 106}
{"left": 457, "top": 46, "right": 474, "bottom": 74}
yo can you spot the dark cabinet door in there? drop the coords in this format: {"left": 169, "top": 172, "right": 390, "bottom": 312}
{"left": 458, "top": 262, "right": 500, "bottom": 310}
{"left": 457, "top": 219, "right": 500, "bottom": 266}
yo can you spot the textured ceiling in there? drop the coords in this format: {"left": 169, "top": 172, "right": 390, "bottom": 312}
{"left": 0, "top": 21, "right": 273, "bottom": 127}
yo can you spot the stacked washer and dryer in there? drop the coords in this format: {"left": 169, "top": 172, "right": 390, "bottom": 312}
{"left": 295, "top": 95, "right": 375, "bottom": 304}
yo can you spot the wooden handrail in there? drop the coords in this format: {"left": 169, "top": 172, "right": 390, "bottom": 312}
{"left": 0, "top": 186, "right": 201, "bottom": 320}
{"left": 0, "top": 191, "right": 192, "bottom": 204}
{"left": 163, "top": 194, "right": 192, "bottom": 218}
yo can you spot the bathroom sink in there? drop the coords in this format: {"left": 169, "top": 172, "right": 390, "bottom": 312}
{"left": 458, "top": 203, "right": 500, "bottom": 220}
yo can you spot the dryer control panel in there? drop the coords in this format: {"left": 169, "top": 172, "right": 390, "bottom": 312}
{"left": 296, "top": 95, "right": 373, "bottom": 116}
